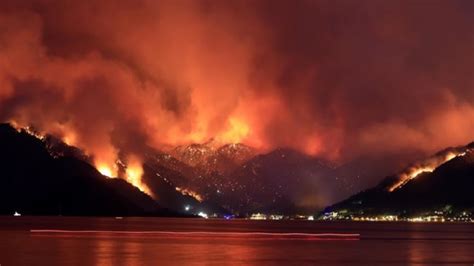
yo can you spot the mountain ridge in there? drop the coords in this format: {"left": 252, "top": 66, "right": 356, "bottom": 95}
{"left": 321, "top": 142, "right": 474, "bottom": 219}
{"left": 0, "top": 123, "right": 179, "bottom": 216}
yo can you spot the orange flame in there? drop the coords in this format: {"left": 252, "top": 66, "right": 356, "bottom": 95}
{"left": 10, "top": 122, "right": 155, "bottom": 198}
{"left": 216, "top": 117, "right": 250, "bottom": 144}
{"left": 175, "top": 187, "right": 204, "bottom": 202}
{"left": 125, "top": 155, "right": 154, "bottom": 198}
{"left": 97, "top": 163, "right": 116, "bottom": 178}
{"left": 10, "top": 121, "right": 46, "bottom": 141}
{"left": 388, "top": 150, "right": 467, "bottom": 192}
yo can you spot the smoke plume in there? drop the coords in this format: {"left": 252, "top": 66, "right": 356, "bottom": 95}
{"left": 0, "top": 0, "right": 473, "bottom": 172}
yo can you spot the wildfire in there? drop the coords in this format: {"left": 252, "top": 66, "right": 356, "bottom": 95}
{"left": 97, "top": 164, "right": 116, "bottom": 178}
{"left": 10, "top": 121, "right": 46, "bottom": 141}
{"left": 388, "top": 150, "right": 467, "bottom": 192}
{"left": 96, "top": 157, "right": 154, "bottom": 198}
{"left": 217, "top": 117, "right": 250, "bottom": 144}
{"left": 23, "top": 128, "right": 45, "bottom": 140}
{"left": 9, "top": 122, "right": 156, "bottom": 199}
{"left": 125, "top": 156, "right": 154, "bottom": 198}
{"left": 175, "top": 187, "right": 204, "bottom": 202}
{"left": 61, "top": 131, "right": 77, "bottom": 146}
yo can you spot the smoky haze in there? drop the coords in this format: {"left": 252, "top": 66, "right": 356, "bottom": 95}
{"left": 0, "top": 0, "right": 473, "bottom": 177}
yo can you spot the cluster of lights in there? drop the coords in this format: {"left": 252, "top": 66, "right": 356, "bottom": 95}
{"left": 183, "top": 204, "right": 211, "bottom": 219}
{"left": 197, "top": 212, "right": 208, "bottom": 219}
{"left": 249, "top": 213, "right": 315, "bottom": 221}
{"left": 352, "top": 215, "right": 399, "bottom": 222}
{"left": 321, "top": 211, "right": 474, "bottom": 223}
{"left": 249, "top": 213, "right": 281, "bottom": 220}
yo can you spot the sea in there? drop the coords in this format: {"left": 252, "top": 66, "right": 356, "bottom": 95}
{"left": 0, "top": 217, "right": 473, "bottom": 265}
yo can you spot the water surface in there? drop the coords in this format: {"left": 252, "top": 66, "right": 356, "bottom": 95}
{"left": 0, "top": 217, "right": 473, "bottom": 265}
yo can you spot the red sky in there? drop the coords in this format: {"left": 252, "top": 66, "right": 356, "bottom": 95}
{"left": 0, "top": 0, "right": 473, "bottom": 170}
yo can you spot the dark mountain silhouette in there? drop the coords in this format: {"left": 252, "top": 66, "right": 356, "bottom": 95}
{"left": 9, "top": 121, "right": 462, "bottom": 218}
{"left": 323, "top": 143, "right": 474, "bottom": 217}
{"left": 0, "top": 123, "right": 177, "bottom": 216}
{"left": 41, "top": 132, "right": 223, "bottom": 215}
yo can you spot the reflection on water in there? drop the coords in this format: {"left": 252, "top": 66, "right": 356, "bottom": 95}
{"left": 408, "top": 228, "right": 425, "bottom": 265}
{"left": 0, "top": 217, "right": 473, "bottom": 265}
{"left": 95, "top": 238, "right": 115, "bottom": 266}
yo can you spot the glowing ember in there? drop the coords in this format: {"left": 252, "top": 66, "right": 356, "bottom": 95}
{"left": 175, "top": 187, "right": 204, "bottom": 202}
{"left": 389, "top": 150, "right": 467, "bottom": 192}
{"left": 11, "top": 122, "right": 46, "bottom": 141}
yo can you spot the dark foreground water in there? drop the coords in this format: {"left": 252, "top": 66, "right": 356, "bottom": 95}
{"left": 0, "top": 217, "right": 473, "bottom": 265}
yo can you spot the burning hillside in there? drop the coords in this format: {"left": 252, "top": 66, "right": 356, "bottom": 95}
{"left": 9, "top": 121, "right": 154, "bottom": 198}
{"left": 388, "top": 147, "right": 471, "bottom": 192}
{"left": 325, "top": 142, "right": 474, "bottom": 219}
{"left": 0, "top": 123, "right": 167, "bottom": 216}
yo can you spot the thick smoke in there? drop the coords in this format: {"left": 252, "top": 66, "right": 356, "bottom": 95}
{"left": 0, "top": 0, "right": 473, "bottom": 170}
